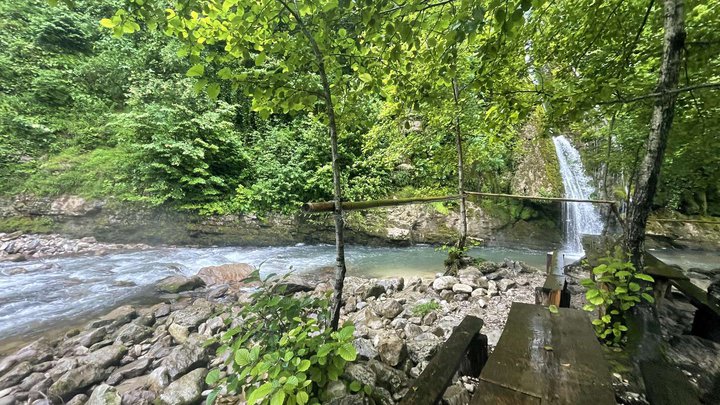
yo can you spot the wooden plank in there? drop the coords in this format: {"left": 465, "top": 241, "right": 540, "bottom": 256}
{"left": 479, "top": 303, "right": 615, "bottom": 405}
{"left": 644, "top": 253, "right": 689, "bottom": 280}
{"left": 400, "top": 316, "right": 484, "bottom": 405}
{"left": 535, "top": 275, "right": 570, "bottom": 308}
{"left": 471, "top": 380, "right": 541, "bottom": 405}
{"left": 640, "top": 361, "right": 701, "bottom": 405}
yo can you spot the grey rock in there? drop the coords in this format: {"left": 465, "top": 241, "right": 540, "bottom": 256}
{"left": 498, "top": 279, "right": 516, "bottom": 292}
{"left": 353, "top": 338, "right": 378, "bottom": 361}
{"left": 0, "top": 361, "right": 32, "bottom": 390}
{"left": 66, "top": 394, "right": 89, "bottom": 405}
{"left": 89, "top": 305, "right": 137, "bottom": 329}
{"left": 159, "top": 368, "right": 206, "bottom": 405}
{"left": 404, "top": 323, "right": 423, "bottom": 339}
{"left": 115, "top": 323, "right": 153, "bottom": 345}
{"left": 407, "top": 333, "right": 442, "bottom": 363}
{"left": 368, "top": 359, "right": 409, "bottom": 396}
{"left": 432, "top": 276, "right": 459, "bottom": 291}
{"left": 81, "top": 344, "right": 127, "bottom": 368}
{"left": 87, "top": 384, "right": 121, "bottom": 405}
{"left": 72, "top": 327, "right": 107, "bottom": 348}
{"left": 376, "top": 333, "right": 406, "bottom": 367}
{"left": 120, "top": 389, "right": 156, "bottom": 405}
{"left": 377, "top": 299, "right": 403, "bottom": 319}
{"left": 48, "top": 364, "right": 110, "bottom": 401}
{"left": 156, "top": 275, "right": 204, "bottom": 294}
{"left": 168, "top": 323, "right": 190, "bottom": 344}
{"left": 19, "top": 372, "right": 46, "bottom": 391}
{"left": 452, "top": 283, "right": 473, "bottom": 294}
{"left": 0, "top": 340, "right": 52, "bottom": 376}
{"left": 377, "top": 278, "right": 405, "bottom": 292}
{"left": 170, "top": 300, "right": 213, "bottom": 329}
{"left": 364, "top": 284, "right": 386, "bottom": 299}
{"left": 107, "top": 358, "right": 151, "bottom": 385}
{"left": 343, "top": 363, "right": 376, "bottom": 386}
{"left": 325, "top": 380, "right": 347, "bottom": 401}
{"left": 442, "top": 383, "right": 470, "bottom": 405}
{"left": 161, "top": 337, "right": 208, "bottom": 379}
{"left": 206, "top": 284, "right": 229, "bottom": 299}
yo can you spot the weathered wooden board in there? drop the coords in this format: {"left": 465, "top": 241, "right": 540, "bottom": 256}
{"left": 473, "top": 302, "right": 615, "bottom": 405}
{"left": 472, "top": 380, "right": 541, "bottom": 405}
{"left": 399, "top": 315, "right": 485, "bottom": 405}
{"left": 535, "top": 274, "right": 570, "bottom": 308}
{"left": 644, "top": 253, "right": 689, "bottom": 280}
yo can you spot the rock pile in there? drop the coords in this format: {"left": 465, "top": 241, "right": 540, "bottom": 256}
{"left": 0, "top": 232, "right": 151, "bottom": 262}
{"left": 0, "top": 260, "right": 541, "bottom": 405}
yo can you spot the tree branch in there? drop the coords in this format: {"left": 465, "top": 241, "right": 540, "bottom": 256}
{"left": 598, "top": 82, "right": 720, "bottom": 104}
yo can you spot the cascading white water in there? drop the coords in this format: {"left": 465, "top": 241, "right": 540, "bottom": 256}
{"left": 552, "top": 135, "right": 604, "bottom": 254}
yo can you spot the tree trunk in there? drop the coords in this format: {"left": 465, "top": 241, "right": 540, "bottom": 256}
{"left": 624, "top": 0, "right": 685, "bottom": 270}
{"left": 453, "top": 79, "right": 468, "bottom": 251}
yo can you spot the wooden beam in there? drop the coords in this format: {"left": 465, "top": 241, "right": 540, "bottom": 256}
{"left": 651, "top": 219, "right": 720, "bottom": 224}
{"left": 463, "top": 191, "right": 617, "bottom": 205}
{"left": 302, "top": 195, "right": 461, "bottom": 213}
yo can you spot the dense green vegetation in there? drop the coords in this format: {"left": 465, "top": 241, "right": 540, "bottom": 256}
{"left": 0, "top": 0, "right": 718, "bottom": 219}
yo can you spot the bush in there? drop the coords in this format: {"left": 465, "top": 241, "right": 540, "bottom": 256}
{"left": 412, "top": 300, "right": 440, "bottom": 317}
{"left": 581, "top": 249, "right": 655, "bottom": 345}
{"left": 207, "top": 273, "right": 361, "bottom": 405}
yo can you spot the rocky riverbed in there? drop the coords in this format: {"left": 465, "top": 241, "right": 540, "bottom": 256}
{"left": 0, "top": 232, "right": 151, "bottom": 263}
{"left": 0, "top": 259, "right": 542, "bottom": 405}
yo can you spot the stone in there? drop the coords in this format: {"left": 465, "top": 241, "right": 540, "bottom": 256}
{"left": 120, "top": 389, "right": 156, "bottom": 405}
{"left": 81, "top": 344, "right": 127, "bottom": 368}
{"left": 458, "top": 268, "right": 484, "bottom": 288}
{"left": 407, "top": 333, "right": 442, "bottom": 363}
{"left": 368, "top": 360, "right": 409, "bottom": 398}
{"left": 353, "top": 338, "right": 378, "bottom": 361}
{"left": 156, "top": 275, "right": 205, "bottom": 294}
{"left": 19, "top": 372, "right": 46, "bottom": 391}
{"left": 159, "top": 368, "right": 207, "bottom": 405}
{"left": 442, "top": 383, "right": 470, "bottom": 405}
{"left": 72, "top": 327, "right": 107, "bottom": 348}
{"left": 440, "top": 289, "right": 455, "bottom": 302}
{"left": 325, "top": 380, "right": 347, "bottom": 401}
{"left": 432, "top": 276, "right": 459, "bottom": 291}
{"left": 404, "top": 323, "right": 423, "bottom": 339}
{"left": 271, "top": 277, "right": 314, "bottom": 295}
{"left": 377, "top": 299, "right": 403, "bottom": 319}
{"left": 66, "top": 394, "right": 89, "bottom": 405}
{"left": 0, "top": 361, "right": 32, "bottom": 390}
{"left": 377, "top": 278, "right": 405, "bottom": 292}
{"left": 48, "top": 364, "right": 110, "bottom": 401}
{"left": 153, "top": 303, "right": 172, "bottom": 318}
{"left": 452, "top": 283, "right": 473, "bottom": 294}
{"left": 87, "top": 384, "right": 121, "bottom": 405}
{"left": 345, "top": 296, "right": 358, "bottom": 312}
{"left": 115, "top": 323, "right": 153, "bottom": 345}
{"left": 206, "top": 284, "right": 230, "bottom": 299}
{"left": 498, "top": 279, "right": 516, "bottom": 292}
{"left": 343, "top": 363, "right": 376, "bottom": 386}
{"left": 107, "top": 358, "right": 151, "bottom": 385}
{"left": 487, "top": 280, "right": 499, "bottom": 296}
{"left": 89, "top": 305, "right": 137, "bottom": 328}
{"left": 373, "top": 386, "right": 394, "bottom": 405}
{"left": 168, "top": 323, "right": 190, "bottom": 344}
{"left": 196, "top": 263, "right": 255, "bottom": 286}
{"left": 170, "top": 300, "right": 213, "bottom": 329}
{"left": 364, "top": 284, "right": 386, "bottom": 299}
{"left": 471, "top": 288, "right": 487, "bottom": 298}
{"left": 422, "top": 311, "right": 438, "bottom": 326}
{"left": 376, "top": 333, "right": 406, "bottom": 367}
{"left": 161, "top": 337, "right": 208, "bottom": 379}
{"left": 0, "top": 340, "right": 52, "bottom": 376}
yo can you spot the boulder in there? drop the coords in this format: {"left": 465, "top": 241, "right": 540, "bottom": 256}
{"left": 368, "top": 360, "right": 409, "bottom": 398}
{"left": 325, "top": 380, "right": 347, "bottom": 401}
{"left": 89, "top": 305, "right": 137, "bottom": 329}
{"left": 196, "top": 263, "right": 256, "bottom": 287}
{"left": 343, "top": 363, "right": 376, "bottom": 386}
{"left": 353, "top": 338, "right": 378, "bottom": 361}
{"left": 458, "top": 268, "right": 484, "bottom": 288}
{"left": 363, "top": 284, "right": 386, "bottom": 299}
{"left": 206, "top": 284, "right": 229, "bottom": 299}
{"left": 115, "top": 323, "right": 153, "bottom": 345}
{"left": 0, "top": 361, "right": 32, "bottom": 390}
{"left": 452, "top": 283, "right": 473, "bottom": 294}
{"left": 377, "top": 278, "right": 405, "bottom": 292}
{"left": 407, "top": 333, "right": 442, "bottom": 363}
{"left": 156, "top": 276, "right": 204, "bottom": 294}
{"left": 168, "top": 323, "right": 190, "bottom": 344}
{"left": 161, "top": 337, "right": 209, "bottom": 379}
{"left": 48, "top": 364, "right": 110, "bottom": 401}
{"left": 87, "top": 384, "right": 121, "bottom": 405}
{"left": 80, "top": 344, "right": 127, "bottom": 368}
{"left": 432, "top": 276, "right": 459, "bottom": 291}
{"left": 270, "top": 276, "right": 314, "bottom": 295}
{"left": 159, "top": 368, "right": 206, "bottom": 405}
{"left": 0, "top": 340, "right": 52, "bottom": 376}
{"left": 442, "top": 383, "right": 470, "bottom": 405}
{"left": 107, "top": 358, "right": 151, "bottom": 385}
{"left": 66, "top": 394, "right": 89, "bottom": 405}
{"left": 498, "top": 279, "right": 516, "bottom": 292}
{"left": 377, "top": 299, "right": 403, "bottom": 319}
{"left": 376, "top": 333, "right": 406, "bottom": 367}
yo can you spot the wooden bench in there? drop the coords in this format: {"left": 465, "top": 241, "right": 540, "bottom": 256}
{"left": 470, "top": 302, "right": 615, "bottom": 405}
{"left": 400, "top": 316, "right": 488, "bottom": 405}
{"left": 645, "top": 253, "right": 720, "bottom": 342}
{"left": 535, "top": 251, "right": 571, "bottom": 308}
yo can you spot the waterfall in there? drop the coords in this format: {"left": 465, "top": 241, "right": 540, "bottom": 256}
{"left": 552, "top": 135, "right": 604, "bottom": 254}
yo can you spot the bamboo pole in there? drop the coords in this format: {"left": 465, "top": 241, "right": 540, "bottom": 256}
{"left": 463, "top": 191, "right": 617, "bottom": 205}
{"left": 302, "top": 195, "right": 462, "bottom": 213}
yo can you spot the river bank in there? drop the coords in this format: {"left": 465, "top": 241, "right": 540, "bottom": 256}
{"left": 0, "top": 260, "right": 543, "bottom": 405}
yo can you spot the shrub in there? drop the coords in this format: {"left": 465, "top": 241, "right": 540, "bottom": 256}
{"left": 412, "top": 300, "right": 440, "bottom": 317}
{"left": 581, "top": 249, "right": 655, "bottom": 345}
{"left": 206, "top": 272, "right": 361, "bottom": 405}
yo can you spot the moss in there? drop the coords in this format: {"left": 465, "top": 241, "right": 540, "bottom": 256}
{"left": 0, "top": 216, "right": 55, "bottom": 234}
{"left": 538, "top": 136, "right": 564, "bottom": 197}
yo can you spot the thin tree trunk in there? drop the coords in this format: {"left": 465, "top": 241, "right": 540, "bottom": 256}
{"left": 452, "top": 79, "right": 467, "bottom": 250}
{"left": 624, "top": 0, "right": 685, "bottom": 270}
{"left": 280, "top": 0, "right": 347, "bottom": 329}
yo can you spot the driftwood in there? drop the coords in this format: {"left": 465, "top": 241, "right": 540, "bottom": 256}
{"left": 464, "top": 191, "right": 617, "bottom": 205}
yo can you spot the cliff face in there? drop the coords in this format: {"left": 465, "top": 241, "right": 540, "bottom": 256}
{"left": 510, "top": 120, "right": 563, "bottom": 198}
{"left": 0, "top": 195, "right": 563, "bottom": 250}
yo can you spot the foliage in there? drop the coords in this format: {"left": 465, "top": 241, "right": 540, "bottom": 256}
{"left": 0, "top": 216, "right": 54, "bottom": 234}
{"left": 412, "top": 300, "right": 440, "bottom": 317}
{"left": 207, "top": 273, "right": 361, "bottom": 405}
{"left": 581, "top": 250, "right": 655, "bottom": 345}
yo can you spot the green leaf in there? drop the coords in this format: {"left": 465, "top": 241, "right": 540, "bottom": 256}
{"left": 359, "top": 73, "right": 373, "bottom": 83}
{"left": 206, "top": 388, "right": 220, "bottom": 405}
{"left": 235, "top": 348, "right": 252, "bottom": 366}
{"left": 635, "top": 273, "right": 654, "bottom": 282}
{"left": 270, "top": 390, "right": 285, "bottom": 405}
{"left": 296, "top": 391, "right": 309, "bottom": 405}
{"left": 100, "top": 18, "right": 116, "bottom": 28}
{"left": 548, "top": 305, "right": 559, "bottom": 314}
{"left": 187, "top": 64, "right": 205, "bottom": 77}
{"left": 207, "top": 83, "right": 221, "bottom": 100}
{"left": 205, "top": 369, "right": 221, "bottom": 385}
{"left": 641, "top": 293, "right": 655, "bottom": 303}
{"left": 297, "top": 359, "right": 311, "bottom": 372}
{"left": 337, "top": 343, "right": 357, "bottom": 361}
{"left": 255, "top": 52, "right": 266, "bottom": 66}
{"left": 247, "top": 382, "right": 274, "bottom": 405}
{"left": 349, "top": 381, "right": 362, "bottom": 392}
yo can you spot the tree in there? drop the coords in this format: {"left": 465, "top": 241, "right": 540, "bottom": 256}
{"left": 624, "top": 0, "right": 686, "bottom": 269}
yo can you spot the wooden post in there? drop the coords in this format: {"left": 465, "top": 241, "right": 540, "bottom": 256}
{"left": 546, "top": 251, "right": 554, "bottom": 273}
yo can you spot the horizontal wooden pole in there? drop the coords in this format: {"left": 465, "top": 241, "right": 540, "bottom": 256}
{"left": 652, "top": 219, "right": 720, "bottom": 224}
{"left": 464, "top": 191, "right": 617, "bottom": 205}
{"left": 302, "top": 195, "right": 462, "bottom": 213}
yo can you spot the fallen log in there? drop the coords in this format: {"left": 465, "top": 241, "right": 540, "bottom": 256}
{"left": 463, "top": 191, "right": 617, "bottom": 205}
